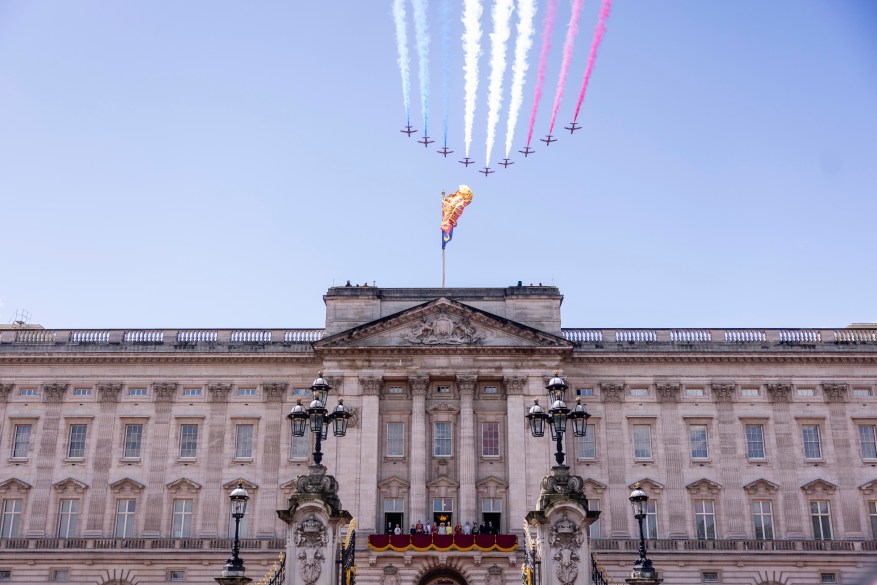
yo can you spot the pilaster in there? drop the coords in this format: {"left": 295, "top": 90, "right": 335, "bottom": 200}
{"left": 359, "top": 376, "right": 382, "bottom": 533}
{"left": 656, "top": 384, "right": 686, "bottom": 538}
{"left": 711, "top": 383, "right": 746, "bottom": 538}
{"left": 143, "top": 382, "right": 176, "bottom": 536}
{"left": 86, "top": 383, "right": 122, "bottom": 536}
{"left": 408, "top": 375, "right": 429, "bottom": 527}
{"left": 457, "top": 374, "right": 477, "bottom": 525}
{"left": 766, "top": 384, "right": 804, "bottom": 538}
{"left": 26, "top": 383, "right": 67, "bottom": 536}
{"left": 600, "top": 383, "right": 628, "bottom": 538}
{"left": 823, "top": 383, "right": 863, "bottom": 537}
{"left": 503, "top": 376, "right": 528, "bottom": 527}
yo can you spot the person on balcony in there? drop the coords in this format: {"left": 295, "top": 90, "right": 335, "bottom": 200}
{"left": 424, "top": 521, "right": 432, "bottom": 535}
{"left": 394, "top": 524, "right": 401, "bottom": 535}
{"left": 409, "top": 524, "right": 416, "bottom": 534}
{"left": 463, "top": 522, "right": 472, "bottom": 535}
{"left": 415, "top": 520, "right": 424, "bottom": 534}
{"left": 454, "top": 522, "right": 462, "bottom": 534}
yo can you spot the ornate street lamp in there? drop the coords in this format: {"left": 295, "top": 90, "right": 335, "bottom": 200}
{"left": 628, "top": 483, "right": 658, "bottom": 579}
{"left": 287, "top": 373, "right": 351, "bottom": 466}
{"left": 525, "top": 373, "right": 590, "bottom": 466}
{"left": 224, "top": 482, "right": 250, "bottom": 575}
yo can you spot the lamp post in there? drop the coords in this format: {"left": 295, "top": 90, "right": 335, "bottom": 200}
{"left": 628, "top": 484, "right": 658, "bottom": 579}
{"left": 525, "top": 373, "right": 591, "bottom": 466}
{"left": 287, "top": 373, "right": 351, "bottom": 467}
{"left": 215, "top": 482, "right": 252, "bottom": 585}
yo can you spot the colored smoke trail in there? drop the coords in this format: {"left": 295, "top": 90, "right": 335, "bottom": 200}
{"left": 525, "top": 0, "right": 557, "bottom": 147}
{"left": 548, "top": 0, "right": 585, "bottom": 136}
{"left": 504, "top": 0, "right": 536, "bottom": 157}
{"left": 572, "top": 0, "right": 611, "bottom": 123}
{"left": 484, "top": 0, "right": 514, "bottom": 166}
{"left": 441, "top": 0, "right": 450, "bottom": 146}
{"left": 413, "top": 0, "right": 431, "bottom": 136}
{"left": 392, "top": 0, "right": 411, "bottom": 125}
{"left": 462, "top": 0, "right": 483, "bottom": 157}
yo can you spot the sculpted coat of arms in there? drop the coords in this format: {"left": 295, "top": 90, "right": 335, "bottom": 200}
{"left": 548, "top": 514, "right": 585, "bottom": 585}
{"left": 295, "top": 513, "right": 328, "bottom": 585}
{"left": 400, "top": 310, "right": 485, "bottom": 345}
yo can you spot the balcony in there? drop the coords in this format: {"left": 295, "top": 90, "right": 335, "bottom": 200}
{"left": 367, "top": 534, "right": 518, "bottom": 553}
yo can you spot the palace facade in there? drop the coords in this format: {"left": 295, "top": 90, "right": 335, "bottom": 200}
{"left": 0, "top": 286, "right": 876, "bottom": 584}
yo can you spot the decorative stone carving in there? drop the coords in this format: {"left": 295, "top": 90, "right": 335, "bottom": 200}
{"left": 860, "top": 480, "right": 877, "bottom": 496}
{"left": 109, "top": 478, "right": 145, "bottom": 494}
{"left": 153, "top": 383, "right": 177, "bottom": 402}
{"left": 263, "top": 382, "right": 288, "bottom": 402}
{"left": 42, "top": 383, "right": 69, "bottom": 402}
{"left": 801, "top": 479, "right": 837, "bottom": 497}
{"left": 345, "top": 406, "right": 359, "bottom": 428}
{"left": 656, "top": 384, "right": 680, "bottom": 403}
{"left": 766, "top": 384, "right": 791, "bottom": 403}
{"left": 208, "top": 383, "right": 232, "bottom": 402}
{"left": 743, "top": 479, "right": 780, "bottom": 496}
{"left": 0, "top": 478, "right": 32, "bottom": 495}
{"left": 98, "top": 383, "right": 122, "bottom": 403}
{"left": 53, "top": 477, "right": 89, "bottom": 494}
{"left": 360, "top": 376, "right": 383, "bottom": 396}
{"left": 400, "top": 309, "right": 485, "bottom": 345}
{"left": 408, "top": 375, "right": 430, "bottom": 396}
{"left": 538, "top": 466, "right": 588, "bottom": 511}
{"left": 628, "top": 478, "right": 665, "bottom": 496}
{"left": 502, "top": 375, "right": 527, "bottom": 396}
{"left": 0, "top": 384, "right": 13, "bottom": 402}
{"left": 600, "top": 383, "right": 624, "bottom": 403}
{"left": 382, "top": 565, "right": 399, "bottom": 585}
{"left": 711, "top": 383, "right": 736, "bottom": 402}
{"left": 325, "top": 375, "right": 343, "bottom": 391}
{"left": 286, "top": 466, "right": 343, "bottom": 517}
{"left": 456, "top": 374, "right": 477, "bottom": 396}
{"left": 822, "top": 383, "right": 848, "bottom": 403}
{"left": 295, "top": 513, "right": 328, "bottom": 585}
{"left": 548, "top": 513, "right": 585, "bottom": 585}
{"left": 166, "top": 478, "right": 202, "bottom": 494}
{"left": 685, "top": 478, "right": 722, "bottom": 496}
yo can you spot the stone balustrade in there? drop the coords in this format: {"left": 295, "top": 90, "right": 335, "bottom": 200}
{"left": 591, "top": 538, "right": 877, "bottom": 553}
{"left": 0, "top": 537, "right": 286, "bottom": 551}
{"left": 563, "top": 328, "right": 877, "bottom": 348}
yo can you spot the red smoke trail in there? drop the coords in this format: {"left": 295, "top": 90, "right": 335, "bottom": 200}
{"left": 572, "top": 0, "right": 611, "bottom": 123}
{"left": 525, "top": 0, "right": 558, "bottom": 147}
{"left": 547, "top": 0, "right": 584, "bottom": 136}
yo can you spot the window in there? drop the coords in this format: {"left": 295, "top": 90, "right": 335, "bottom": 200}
{"left": 694, "top": 500, "right": 716, "bottom": 540}
{"left": 482, "top": 498, "right": 502, "bottom": 513}
{"left": 67, "top": 424, "right": 87, "bottom": 459}
{"left": 291, "top": 433, "right": 309, "bottom": 460}
{"left": 51, "top": 570, "right": 70, "bottom": 582}
{"left": 239, "top": 388, "right": 257, "bottom": 396}
{"left": 228, "top": 498, "right": 250, "bottom": 538}
{"left": 73, "top": 388, "right": 91, "bottom": 397}
{"left": 482, "top": 386, "right": 498, "bottom": 394}
{"left": 388, "top": 386, "right": 404, "bottom": 394}
{"left": 797, "top": 388, "right": 816, "bottom": 397}
{"left": 179, "top": 424, "right": 198, "bottom": 458}
{"left": 11, "top": 424, "right": 31, "bottom": 458}
{"left": 436, "top": 385, "right": 451, "bottom": 394}
{"left": 128, "top": 387, "right": 147, "bottom": 397}
{"left": 482, "top": 422, "right": 500, "bottom": 457}
{"left": 433, "top": 498, "right": 453, "bottom": 512}
{"left": 434, "top": 422, "right": 452, "bottom": 457}
{"left": 686, "top": 387, "right": 705, "bottom": 397}
{"left": 645, "top": 500, "right": 657, "bottom": 539}
{"left": 168, "top": 570, "right": 186, "bottom": 581}
{"left": 630, "top": 388, "right": 649, "bottom": 397}
{"left": 577, "top": 424, "right": 596, "bottom": 459}
{"left": 576, "top": 388, "right": 594, "bottom": 397}
{"left": 171, "top": 499, "right": 193, "bottom": 538}
{"left": 869, "top": 501, "right": 877, "bottom": 539}
{"left": 740, "top": 387, "right": 759, "bottom": 397}
{"left": 751, "top": 500, "right": 774, "bottom": 540}
{"left": 821, "top": 574, "right": 837, "bottom": 584}
{"left": 291, "top": 388, "right": 309, "bottom": 397}
{"left": 384, "top": 498, "right": 404, "bottom": 513}
{"left": 123, "top": 424, "right": 143, "bottom": 459}
{"left": 745, "top": 424, "right": 766, "bottom": 459}
{"left": 588, "top": 500, "right": 600, "bottom": 538}
{"left": 859, "top": 425, "right": 877, "bottom": 459}
{"left": 182, "top": 387, "right": 202, "bottom": 397}
{"left": 386, "top": 422, "right": 404, "bottom": 457}
{"left": 689, "top": 425, "right": 709, "bottom": 459}
{"left": 20, "top": 388, "right": 37, "bottom": 397}
{"left": 57, "top": 499, "right": 79, "bottom": 538}
{"left": 1, "top": 499, "right": 22, "bottom": 537}
{"left": 802, "top": 425, "right": 823, "bottom": 459}
{"left": 853, "top": 388, "right": 873, "bottom": 398}
{"left": 0, "top": 570, "right": 10, "bottom": 581}
{"left": 234, "top": 424, "right": 254, "bottom": 459}
{"left": 632, "top": 425, "right": 652, "bottom": 459}
{"left": 702, "top": 573, "right": 719, "bottom": 583}
{"left": 810, "top": 501, "right": 832, "bottom": 540}
{"left": 114, "top": 499, "right": 136, "bottom": 538}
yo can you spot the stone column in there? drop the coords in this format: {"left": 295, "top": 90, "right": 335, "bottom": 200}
{"left": 600, "top": 383, "right": 630, "bottom": 538}
{"left": 457, "top": 374, "right": 477, "bottom": 525}
{"left": 143, "top": 382, "right": 177, "bottom": 537}
{"left": 277, "top": 466, "right": 352, "bottom": 585}
{"left": 408, "top": 375, "right": 430, "bottom": 527}
{"left": 504, "top": 376, "right": 528, "bottom": 528}
{"left": 359, "top": 376, "right": 382, "bottom": 533}
{"left": 766, "top": 383, "right": 805, "bottom": 538}
{"left": 85, "top": 383, "right": 122, "bottom": 536}
{"left": 824, "top": 383, "right": 864, "bottom": 538}
{"left": 712, "top": 383, "right": 747, "bottom": 538}
{"left": 526, "top": 467, "right": 599, "bottom": 585}
{"left": 27, "top": 383, "right": 68, "bottom": 537}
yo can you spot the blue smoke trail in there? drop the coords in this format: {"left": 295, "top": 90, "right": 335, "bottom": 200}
{"left": 413, "top": 0, "right": 430, "bottom": 138}
{"left": 441, "top": 0, "right": 450, "bottom": 146}
{"left": 392, "top": 0, "right": 411, "bottom": 125}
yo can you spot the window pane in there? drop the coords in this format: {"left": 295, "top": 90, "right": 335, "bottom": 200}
{"left": 746, "top": 424, "right": 765, "bottom": 459}
{"left": 859, "top": 425, "right": 877, "bottom": 459}
{"left": 577, "top": 425, "right": 596, "bottom": 459}
{"left": 387, "top": 422, "right": 405, "bottom": 457}
{"left": 802, "top": 425, "right": 822, "bottom": 459}
{"left": 12, "top": 425, "right": 31, "bottom": 458}
{"left": 589, "top": 500, "right": 600, "bottom": 538}
{"left": 57, "top": 499, "right": 79, "bottom": 538}
{"left": 695, "top": 500, "right": 716, "bottom": 540}
{"left": 172, "top": 500, "right": 193, "bottom": 537}
{"left": 633, "top": 425, "right": 652, "bottom": 459}
{"left": 434, "top": 422, "right": 451, "bottom": 456}
{"left": 67, "top": 425, "right": 87, "bottom": 458}
{"left": 752, "top": 500, "right": 773, "bottom": 540}
{"left": 114, "top": 499, "right": 136, "bottom": 538}
{"left": 235, "top": 425, "right": 254, "bottom": 458}
{"left": 384, "top": 498, "right": 404, "bottom": 513}
{"left": 291, "top": 433, "right": 309, "bottom": 459}
{"left": 124, "top": 425, "right": 143, "bottom": 458}
{"left": 433, "top": 498, "right": 453, "bottom": 512}
{"left": 810, "top": 501, "right": 832, "bottom": 540}
{"left": 1, "top": 499, "right": 23, "bottom": 538}
{"left": 690, "top": 425, "right": 709, "bottom": 459}
{"left": 179, "top": 424, "right": 198, "bottom": 458}
{"left": 869, "top": 501, "right": 877, "bottom": 539}
{"left": 645, "top": 501, "right": 657, "bottom": 539}
{"left": 482, "top": 422, "right": 500, "bottom": 457}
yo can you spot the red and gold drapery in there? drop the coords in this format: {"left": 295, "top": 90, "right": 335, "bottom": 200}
{"left": 368, "top": 534, "right": 518, "bottom": 553}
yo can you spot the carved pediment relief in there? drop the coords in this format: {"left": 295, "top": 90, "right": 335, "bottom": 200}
{"left": 583, "top": 479, "right": 608, "bottom": 497}
{"left": 476, "top": 476, "right": 508, "bottom": 498}
{"left": 378, "top": 476, "right": 410, "bottom": 498}
{"left": 859, "top": 479, "right": 877, "bottom": 496}
{"left": 315, "top": 297, "right": 571, "bottom": 350}
{"left": 109, "top": 478, "right": 145, "bottom": 495}
{"left": 743, "top": 478, "right": 780, "bottom": 496}
{"left": 801, "top": 479, "right": 837, "bottom": 496}
{"left": 628, "top": 478, "right": 664, "bottom": 495}
{"left": 222, "top": 478, "right": 259, "bottom": 491}
{"left": 166, "top": 477, "right": 202, "bottom": 494}
{"left": 0, "top": 477, "right": 32, "bottom": 495}
{"left": 427, "top": 402, "right": 461, "bottom": 415}
{"left": 53, "top": 477, "right": 89, "bottom": 493}
{"left": 427, "top": 476, "right": 460, "bottom": 490}
{"left": 686, "top": 478, "right": 722, "bottom": 496}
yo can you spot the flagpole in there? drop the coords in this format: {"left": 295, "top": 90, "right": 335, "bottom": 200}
{"left": 442, "top": 248, "right": 446, "bottom": 288}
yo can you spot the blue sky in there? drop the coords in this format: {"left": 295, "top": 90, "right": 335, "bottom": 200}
{"left": 1, "top": 1, "right": 875, "bottom": 329}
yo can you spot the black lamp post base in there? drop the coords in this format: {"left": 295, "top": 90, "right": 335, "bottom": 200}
{"left": 630, "top": 558, "right": 660, "bottom": 581}
{"left": 215, "top": 576, "right": 252, "bottom": 585}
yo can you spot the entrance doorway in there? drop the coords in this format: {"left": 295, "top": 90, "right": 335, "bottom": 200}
{"left": 384, "top": 512, "right": 403, "bottom": 534}
{"left": 482, "top": 512, "right": 501, "bottom": 533}
{"left": 418, "top": 568, "right": 468, "bottom": 585}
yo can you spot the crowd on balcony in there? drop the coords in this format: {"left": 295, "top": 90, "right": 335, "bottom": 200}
{"left": 386, "top": 520, "right": 500, "bottom": 535}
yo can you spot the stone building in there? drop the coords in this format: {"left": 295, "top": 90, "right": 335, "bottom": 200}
{"left": 0, "top": 285, "right": 875, "bottom": 584}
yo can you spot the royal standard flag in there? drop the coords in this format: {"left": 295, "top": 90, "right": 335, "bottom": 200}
{"left": 441, "top": 185, "right": 474, "bottom": 249}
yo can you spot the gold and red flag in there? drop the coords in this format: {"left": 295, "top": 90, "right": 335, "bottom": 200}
{"left": 440, "top": 185, "right": 474, "bottom": 249}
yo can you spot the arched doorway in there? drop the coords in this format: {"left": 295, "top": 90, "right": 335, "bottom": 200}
{"left": 418, "top": 567, "right": 468, "bottom": 585}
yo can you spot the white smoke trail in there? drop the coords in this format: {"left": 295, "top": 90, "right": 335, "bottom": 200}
{"left": 462, "top": 0, "right": 483, "bottom": 157}
{"left": 412, "top": 0, "right": 430, "bottom": 136}
{"left": 484, "top": 0, "right": 514, "bottom": 166}
{"left": 392, "top": 0, "right": 412, "bottom": 125}
{"left": 504, "top": 0, "right": 536, "bottom": 157}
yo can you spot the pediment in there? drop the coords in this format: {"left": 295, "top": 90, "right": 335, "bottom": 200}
{"left": 378, "top": 476, "right": 410, "bottom": 497}
{"left": 859, "top": 479, "right": 877, "bottom": 495}
{"left": 427, "top": 476, "right": 460, "bottom": 489}
{"left": 801, "top": 479, "right": 837, "bottom": 496}
{"left": 628, "top": 478, "right": 664, "bottom": 495}
{"left": 686, "top": 478, "right": 722, "bottom": 495}
{"left": 222, "top": 478, "right": 259, "bottom": 491}
{"left": 315, "top": 298, "right": 571, "bottom": 350}
{"left": 743, "top": 479, "right": 780, "bottom": 496}
{"left": 166, "top": 477, "right": 201, "bottom": 493}
{"left": 109, "top": 478, "right": 145, "bottom": 494}
{"left": 476, "top": 476, "right": 508, "bottom": 497}
{"left": 0, "top": 478, "right": 32, "bottom": 494}
{"left": 583, "top": 479, "right": 608, "bottom": 496}
{"left": 53, "top": 477, "right": 88, "bottom": 493}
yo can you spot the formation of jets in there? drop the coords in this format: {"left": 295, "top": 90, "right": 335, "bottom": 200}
{"left": 400, "top": 121, "right": 581, "bottom": 176}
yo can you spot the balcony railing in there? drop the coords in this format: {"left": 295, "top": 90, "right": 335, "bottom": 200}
{"left": 562, "top": 328, "right": 877, "bottom": 348}
{"left": 0, "top": 537, "right": 285, "bottom": 551}
{"left": 590, "top": 538, "right": 875, "bottom": 553}
{"left": 368, "top": 533, "right": 518, "bottom": 553}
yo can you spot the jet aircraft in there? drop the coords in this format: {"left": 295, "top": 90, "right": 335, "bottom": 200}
{"left": 479, "top": 167, "right": 495, "bottom": 177}
{"left": 518, "top": 146, "right": 535, "bottom": 157}
{"left": 418, "top": 136, "right": 435, "bottom": 147}
{"left": 459, "top": 157, "right": 475, "bottom": 167}
{"left": 437, "top": 146, "right": 454, "bottom": 157}
{"left": 540, "top": 134, "right": 557, "bottom": 145}
{"left": 400, "top": 125, "right": 417, "bottom": 136}
{"left": 564, "top": 122, "right": 581, "bottom": 134}
{"left": 499, "top": 158, "right": 514, "bottom": 168}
